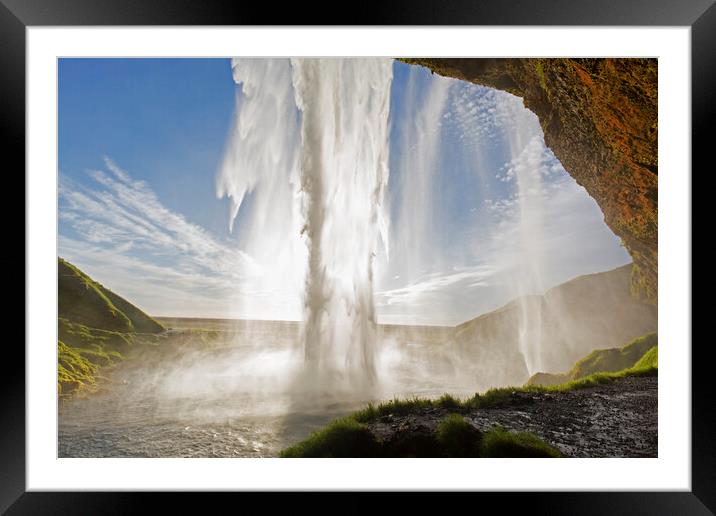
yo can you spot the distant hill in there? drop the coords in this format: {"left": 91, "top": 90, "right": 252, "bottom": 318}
{"left": 59, "top": 257, "right": 163, "bottom": 334}
{"left": 453, "top": 264, "right": 657, "bottom": 387}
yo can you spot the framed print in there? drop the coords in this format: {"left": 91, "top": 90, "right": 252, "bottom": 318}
{"left": 4, "top": 0, "right": 706, "bottom": 513}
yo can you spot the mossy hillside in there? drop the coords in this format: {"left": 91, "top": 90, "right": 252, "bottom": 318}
{"left": 58, "top": 340, "right": 107, "bottom": 397}
{"left": 527, "top": 332, "right": 657, "bottom": 386}
{"left": 57, "top": 318, "right": 136, "bottom": 397}
{"left": 58, "top": 257, "right": 163, "bottom": 333}
{"left": 59, "top": 317, "right": 135, "bottom": 353}
{"left": 633, "top": 345, "right": 658, "bottom": 369}
{"left": 58, "top": 340, "right": 98, "bottom": 395}
{"left": 59, "top": 258, "right": 131, "bottom": 332}
{"left": 570, "top": 332, "right": 657, "bottom": 379}
{"left": 58, "top": 258, "right": 165, "bottom": 397}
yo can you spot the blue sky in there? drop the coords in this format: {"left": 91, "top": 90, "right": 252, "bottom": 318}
{"left": 59, "top": 58, "right": 630, "bottom": 325}
{"left": 59, "top": 59, "right": 236, "bottom": 235}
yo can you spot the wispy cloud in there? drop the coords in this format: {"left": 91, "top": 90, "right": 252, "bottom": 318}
{"left": 59, "top": 158, "right": 303, "bottom": 320}
{"left": 377, "top": 265, "right": 495, "bottom": 307}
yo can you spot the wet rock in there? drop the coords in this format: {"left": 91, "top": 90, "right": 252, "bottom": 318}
{"left": 367, "top": 375, "right": 657, "bottom": 458}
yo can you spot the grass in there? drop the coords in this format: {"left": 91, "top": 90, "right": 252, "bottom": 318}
{"left": 58, "top": 319, "right": 131, "bottom": 396}
{"left": 480, "top": 426, "right": 561, "bottom": 458}
{"left": 280, "top": 418, "right": 379, "bottom": 458}
{"left": 352, "top": 393, "right": 464, "bottom": 424}
{"left": 281, "top": 411, "right": 560, "bottom": 458}
{"left": 353, "top": 397, "right": 435, "bottom": 423}
{"left": 633, "top": 345, "right": 657, "bottom": 369}
{"left": 436, "top": 414, "right": 482, "bottom": 457}
{"left": 59, "top": 317, "right": 135, "bottom": 352}
{"left": 58, "top": 340, "right": 100, "bottom": 397}
{"left": 571, "top": 333, "right": 657, "bottom": 379}
{"left": 349, "top": 359, "right": 657, "bottom": 422}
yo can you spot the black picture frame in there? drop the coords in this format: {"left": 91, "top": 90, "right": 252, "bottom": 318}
{"left": 3, "top": 0, "right": 704, "bottom": 513}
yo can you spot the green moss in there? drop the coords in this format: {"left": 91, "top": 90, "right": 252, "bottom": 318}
{"left": 436, "top": 393, "right": 462, "bottom": 410}
{"left": 633, "top": 346, "right": 657, "bottom": 369}
{"left": 528, "top": 333, "right": 657, "bottom": 386}
{"left": 353, "top": 397, "right": 435, "bottom": 424}
{"left": 58, "top": 318, "right": 132, "bottom": 393}
{"left": 480, "top": 426, "right": 561, "bottom": 458}
{"left": 59, "top": 317, "right": 135, "bottom": 351}
{"left": 280, "top": 418, "right": 380, "bottom": 458}
{"left": 58, "top": 340, "right": 100, "bottom": 396}
{"left": 436, "top": 414, "right": 482, "bottom": 457}
{"left": 280, "top": 412, "right": 560, "bottom": 458}
{"left": 350, "top": 353, "right": 657, "bottom": 426}
{"left": 571, "top": 333, "right": 657, "bottom": 379}
{"left": 76, "top": 346, "right": 123, "bottom": 366}
{"left": 553, "top": 364, "right": 657, "bottom": 388}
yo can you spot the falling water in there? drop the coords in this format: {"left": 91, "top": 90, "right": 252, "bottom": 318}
{"left": 292, "top": 59, "right": 393, "bottom": 387}
{"left": 218, "top": 58, "right": 393, "bottom": 389}
{"left": 216, "top": 59, "right": 305, "bottom": 321}
{"left": 511, "top": 136, "right": 548, "bottom": 375}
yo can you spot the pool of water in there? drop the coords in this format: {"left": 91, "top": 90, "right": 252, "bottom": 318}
{"left": 58, "top": 335, "right": 483, "bottom": 457}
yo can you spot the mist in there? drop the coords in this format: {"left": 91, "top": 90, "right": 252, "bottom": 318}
{"left": 189, "top": 57, "right": 641, "bottom": 399}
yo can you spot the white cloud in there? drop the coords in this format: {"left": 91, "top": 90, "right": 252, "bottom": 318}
{"left": 377, "top": 264, "right": 495, "bottom": 308}
{"left": 59, "top": 158, "right": 303, "bottom": 320}
{"left": 442, "top": 83, "right": 532, "bottom": 146}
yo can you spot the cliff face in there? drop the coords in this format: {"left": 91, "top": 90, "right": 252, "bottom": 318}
{"left": 401, "top": 58, "right": 657, "bottom": 302}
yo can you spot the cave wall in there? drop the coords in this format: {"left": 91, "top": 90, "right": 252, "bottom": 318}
{"left": 401, "top": 58, "right": 657, "bottom": 302}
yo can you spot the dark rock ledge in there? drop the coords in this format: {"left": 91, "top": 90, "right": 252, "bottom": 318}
{"left": 369, "top": 375, "right": 657, "bottom": 457}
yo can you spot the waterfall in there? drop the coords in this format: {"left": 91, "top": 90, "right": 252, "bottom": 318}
{"left": 509, "top": 135, "right": 549, "bottom": 375}
{"left": 291, "top": 59, "right": 393, "bottom": 386}
{"left": 218, "top": 58, "right": 393, "bottom": 389}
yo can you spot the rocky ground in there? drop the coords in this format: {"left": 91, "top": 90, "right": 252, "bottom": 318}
{"left": 369, "top": 375, "right": 657, "bottom": 457}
